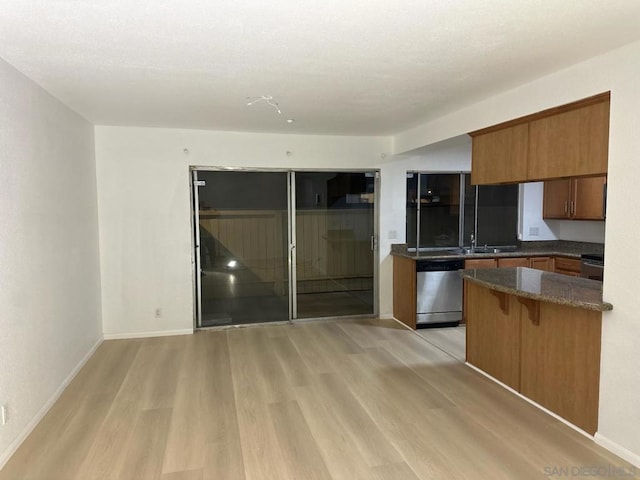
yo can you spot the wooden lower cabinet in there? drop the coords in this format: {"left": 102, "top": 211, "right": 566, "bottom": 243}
{"left": 393, "top": 256, "right": 416, "bottom": 329}
{"left": 497, "top": 257, "right": 529, "bottom": 268}
{"left": 463, "top": 258, "right": 497, "bottom": 325}
{"left": 465, "top": 258, "right": 497, "bottom": 269}
{"left": 465, "top": 280, "right": 602, "bottom": 434}
{"left": 520, "top": 302, "right": 602, "bottom": 435}
{"left": 554, "top": 256, "right": 581, "bottom": 277}
{"left": 465, "top": 282, "right": 521, "bottom": 390}
{"left": 530, "top": 256, "right": 554, "bottom": 271}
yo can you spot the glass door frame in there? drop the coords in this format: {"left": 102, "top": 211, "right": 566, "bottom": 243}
{"left": 190, "top": 166, "right": 380, "bottom": 328}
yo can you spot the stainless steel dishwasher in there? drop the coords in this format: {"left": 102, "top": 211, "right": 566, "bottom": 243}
{"left": 416, "top": 258, "right": 464, "bottom": 327}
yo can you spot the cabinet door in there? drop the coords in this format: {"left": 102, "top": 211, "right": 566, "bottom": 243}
{"left": 573, "top": 176, "right": 606, "bottom": 220}
{"left": 471, "top": 123, "right": 529, "bottom": 185}
{"left": 529, "top": 257, "right": 553, "bottom": 271}
{"left": 543, "top": 179, "right": 572, "bottom": 219}
{"left": 497, "top": 257, "right": 529, "bottom": 268}
{"left": 520, "top": 302, "right": 602, "bottom": 434}
{"left": 465, "top": 258, "right": 497, "bottom": 269}
{"left": 528, "top": 100, "right": 610, "bottom": 180}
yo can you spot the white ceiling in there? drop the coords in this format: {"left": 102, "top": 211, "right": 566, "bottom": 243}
{"left": 2, "top": 1, "right": 640, "bottom": 136}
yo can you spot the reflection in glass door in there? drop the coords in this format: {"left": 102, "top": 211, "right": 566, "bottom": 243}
{"left": 193, "top": 170, "right": 289, "bottom": 327}
{"left": 293, "top": 172, "right": 376, "bottom": 319}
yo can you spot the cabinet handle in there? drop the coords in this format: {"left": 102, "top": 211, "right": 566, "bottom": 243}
{"left": 571, "top": 201, "right": 576, "bottom": 216}
{"left": 564, "top": 201, "right": 568, "bottom": 215}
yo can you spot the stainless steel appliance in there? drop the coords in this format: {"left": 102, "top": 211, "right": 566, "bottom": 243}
{"left": 416, "top": 258, "right": 464, "bottom": 326}
{"left": 581, "top": 253, "right": 604, "bottom": 281}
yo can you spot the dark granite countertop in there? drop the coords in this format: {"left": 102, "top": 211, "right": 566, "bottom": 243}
{"left": 390, "top": 240, "right": 604, "bottom": 261}
{"left": 461, "top": 267, "right": 612, "bottom": 311}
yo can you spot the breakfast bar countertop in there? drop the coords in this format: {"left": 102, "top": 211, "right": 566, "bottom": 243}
{"left": 461, "top": 267, "right": 612, "bottom": 311}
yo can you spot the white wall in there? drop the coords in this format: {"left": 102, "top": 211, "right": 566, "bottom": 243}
{"left": 0, "top": 58, "right": 102, "bottom": 466}
{"left": 519, "top": 183, "right": 557, "bottom": 241}
{"left": 94, "top": 127, "right": 391, "bottom": 336}
{"left": 391, "top": 40, "right": 640, "bottom": 465}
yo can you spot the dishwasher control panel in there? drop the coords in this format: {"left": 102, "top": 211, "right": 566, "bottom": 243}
{"left": 416, "top": 259, "right": 464, "bottom": 272}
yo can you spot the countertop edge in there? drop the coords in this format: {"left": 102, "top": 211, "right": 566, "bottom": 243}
{"left": 461, "top": 271, "right": 613, "bottom": 312}
{"left": 390, "top": 250, "right": 584, "bottom": 260}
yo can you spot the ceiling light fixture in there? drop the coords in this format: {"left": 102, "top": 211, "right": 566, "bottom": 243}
{"left": 246, "top": 95, "right": 282, "bottom": 114}
{"left": 286, "top": 118, "right": 295, "bottom": 124}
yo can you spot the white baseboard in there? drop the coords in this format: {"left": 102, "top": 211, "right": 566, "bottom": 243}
{"left": 103, "top": 328, "right": 193, "bottom": 340}
{"left": 379, "top": 313, "right": 395, "bottom": 320}
{"left": 0, "top": 336, "right": 104, "bottom": 471}
{"left": 595, "top": 433, "right": 640, "bottom": 468}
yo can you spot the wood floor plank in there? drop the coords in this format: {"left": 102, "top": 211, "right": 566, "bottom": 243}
{"left": 370, "top": 462, "right": 422, "bottom": 480}
{"left": 271, "top": 334, "right": 314, "bottom": 387}
{"left": 294, "top": 384, "right": 379, "bottom": 480}
{"left": 333, "top": 352, "right": 461, "bottom": 479}
{"left": 227, "top": 328, "right": 289, "bottom": 480}
{"left": 75, "top": 341, "right": 163, "bottom": 479}
{"left": 161, "top": 335, "right": 206, "bottom": 474}
{"left": 415, "top": 326, "right": 466, "bottom": 362}
{"left": 312, "top": 372, "right": 404, "bottom": 467}
{"left": 200, "top": 331, "right": 245, "bottom": 479}
{"left": 203, "top": 441, "right": 246, "bottom": 480}
{"left": 336, "top": 319, "right": 388, "bottom": 349}
{"left": 116, "top": 408, "right": 172, "bottom": 480}
{"left": 140, "top": 345, "right": 184, "bottom": 410}
{"left": 268, "top": 400, "right": 333, "bottom": 480}
{"left": 161, "top": 469, "right": 203, "bottom": 480}
{"left": 286, "top": 324, "right": 340, "bottom": 374}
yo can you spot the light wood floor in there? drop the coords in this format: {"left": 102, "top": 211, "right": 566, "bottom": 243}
{"left": 415, "top": 325, "right": 466, "bottom": 362}
{"left": 1, "top": 318, "right": 633, "bottom": 480}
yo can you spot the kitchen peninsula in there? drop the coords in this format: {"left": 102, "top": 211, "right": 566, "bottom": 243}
{"left": 462, "top": 267, "right": 611, "bottom": 435}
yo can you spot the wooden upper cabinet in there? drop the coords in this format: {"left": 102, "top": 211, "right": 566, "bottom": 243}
{"left": 573, "top": 176, "right": 607, "bottom": 220}
{"left": 471, "top": 124, "right": 529, "bottom": 185}
{"left": 543, "top": 179, "right": 573, "bottom": 219}
{"left": 543, "top": 175, "right": 606, "bottom": 220}
{"left": 469, "top": 92, "right": 610, "bottom": 185}
{"left": 528, "top": 100, "right": 610, "bottom": 179}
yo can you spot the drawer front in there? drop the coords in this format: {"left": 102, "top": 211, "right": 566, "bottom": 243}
{"left": 554, "top": 257, "right": 581, "bottom": 273}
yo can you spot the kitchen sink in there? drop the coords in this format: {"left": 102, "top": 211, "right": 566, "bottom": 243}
{"left": 472, "top": 247, "right": 502, "bottom": 253}
{"left": 465, "top": 246, "right": 518, "bottom": 254}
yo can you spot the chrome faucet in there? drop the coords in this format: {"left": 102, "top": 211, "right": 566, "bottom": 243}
{"left": 470, "top": 232, "right": 476, "bottom": 250}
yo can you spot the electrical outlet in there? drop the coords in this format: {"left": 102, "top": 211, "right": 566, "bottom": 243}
{"left": 388, "top": 230, "right": 397, "bottom": 240}
{"left": 529, "top": 227, "right": 540, "bottom": 236}
{"left": 155, "top": 308, "right": 162, "bottom": 318}
{"left": 1, "top": 404, "right": 8, "bottom": 426}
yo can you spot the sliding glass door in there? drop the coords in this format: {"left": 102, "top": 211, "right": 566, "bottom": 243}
{"left": 193, "top": 169, "right": 377, "bottom": 327}
{"left": 193, "top": 170, "right": 290, "bottom": 327}
{"left": 293, "top": 172, "right": 376, "bottom": 318}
